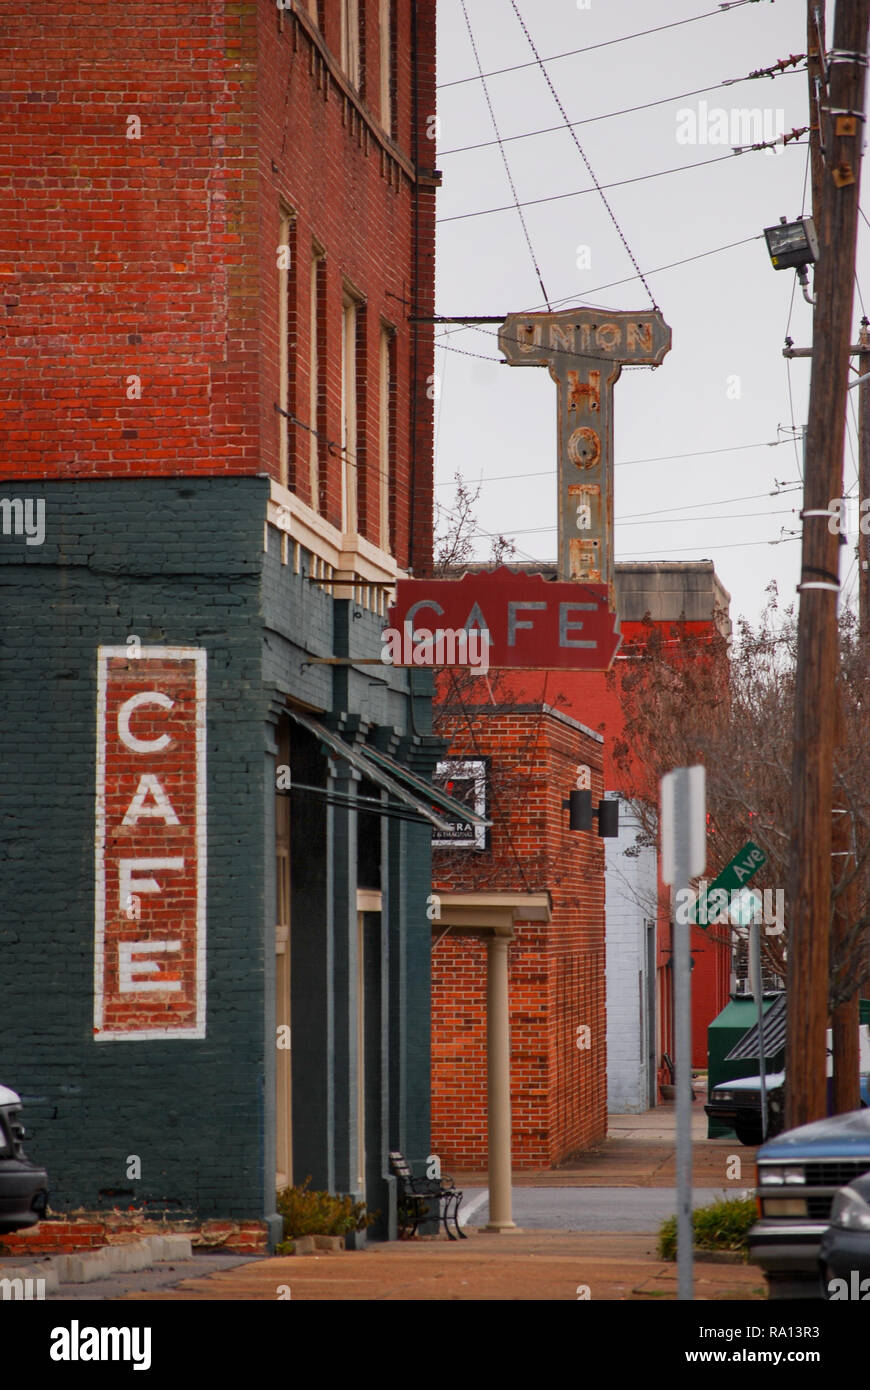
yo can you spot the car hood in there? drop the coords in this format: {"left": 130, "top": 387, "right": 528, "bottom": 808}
{"left": 714, "top": 1073, "right": 784, "bottom": 1095}
{"left": 758, "top": 1108, "right": 870, "bottom": 1160}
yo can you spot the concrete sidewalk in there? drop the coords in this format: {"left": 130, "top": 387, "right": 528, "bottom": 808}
{"left": 121, "top": 1231, "right": 766, "bottom": 1302}
{"left": 452, "top": 1103, "right": 757, "bottom": 1190}
{"left": 120, "top": 1107, "right": 766, "bottom": 1302}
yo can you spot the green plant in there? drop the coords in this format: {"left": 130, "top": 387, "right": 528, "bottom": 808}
{"left": 657, "top": 1195, "right": 757, "bottom": 1261}
{"left": 275, "top": 1177, "right": 376, "bottom": 1253}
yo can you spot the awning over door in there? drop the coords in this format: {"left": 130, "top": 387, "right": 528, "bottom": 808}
{"left": 286, "top": 708, "right": 489, "bottom": 834}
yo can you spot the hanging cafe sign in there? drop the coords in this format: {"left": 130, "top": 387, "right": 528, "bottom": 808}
{"left": 385, "top": 305, "right": 671, "bottom": 675}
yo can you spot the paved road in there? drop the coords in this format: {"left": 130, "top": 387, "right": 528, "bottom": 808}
{"left": 460, "top": 1186, "right": 753, "bottom": 1233}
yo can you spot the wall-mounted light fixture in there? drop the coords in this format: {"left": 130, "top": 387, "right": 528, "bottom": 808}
{"left": 563, "top": 789, "right": 619, "bottom": 838}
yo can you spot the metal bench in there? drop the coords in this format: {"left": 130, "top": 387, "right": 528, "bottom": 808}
{"left": 389, "top": 1151, "right": 466, "bottom": 1241}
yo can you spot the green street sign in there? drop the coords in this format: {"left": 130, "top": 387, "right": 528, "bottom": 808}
{"left": 688, "top": 840, "right": 767, "bottom": 926}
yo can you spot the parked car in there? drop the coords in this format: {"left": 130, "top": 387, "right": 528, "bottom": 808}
{"left": 749, "top": 1108, "right": 870, "bottom": 1298}
{"left": 705, "top": 1071, "right": 786, "bottom": 1146}
{"left": 707, "top": 1069, "right": 870, "bottom": 1147}
{"left": 0, "top": 1084, "right": 48, "bottom": 1233}
{"left": 819, "top": 1171, "right": 870, "bottom": 1298}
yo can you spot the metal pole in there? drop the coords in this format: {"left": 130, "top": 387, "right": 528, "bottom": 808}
{"left": 673, "top": 773, "right": 693, "bottom": 1301}
{"left": 750, "top": 921, "right": 768, "bottom": 1140}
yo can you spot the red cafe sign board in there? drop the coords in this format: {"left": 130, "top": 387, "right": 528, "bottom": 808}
{"left": 386, "top": 568, "right": 621, "bottom": 671}
{"left": 94, "top": 646, "right": 207, "bottom": 1041}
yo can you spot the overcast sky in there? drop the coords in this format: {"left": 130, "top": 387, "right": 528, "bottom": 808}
{"left": 432, "top": 0, "right": 865, "bottom": 629}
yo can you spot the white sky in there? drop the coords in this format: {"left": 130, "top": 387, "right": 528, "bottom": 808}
{"left": 433, "top": 0, "right": 867, "bottom": 627}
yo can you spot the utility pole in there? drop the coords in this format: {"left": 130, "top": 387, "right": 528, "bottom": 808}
{"left": 830, "top": 316, "right": 870, "bottom": 1116}
{"left": 787, "top": 0, "right": 870, "bottom": 1130}
{"left": 860, "top": 317, "right": 870, "bottom": 635}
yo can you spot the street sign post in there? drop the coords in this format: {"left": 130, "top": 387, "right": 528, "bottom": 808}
{"left": 661, "top": 765, "right": 706, "bottom": 1304}
{"left": 688, "top": 840, "right": 767, "bottom": 925}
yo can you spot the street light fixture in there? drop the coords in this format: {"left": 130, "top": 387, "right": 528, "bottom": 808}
{"left": 764, "top": 215, "right": 819, "bottom": 304}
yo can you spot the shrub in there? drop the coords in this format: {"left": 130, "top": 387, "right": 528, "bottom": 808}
{"left": 275, "top": 1177, "right": 375, "bottom": 1253}
{"left": 657, "top": 1195, "right": 757, "bottom": 1261}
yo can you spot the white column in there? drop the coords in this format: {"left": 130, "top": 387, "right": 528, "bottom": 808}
{"left": 483, "top": 933, "right": 517, "bottom": 1231}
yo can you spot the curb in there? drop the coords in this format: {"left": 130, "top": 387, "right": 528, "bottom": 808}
{"left": 0, "top": 1233, "right": 193, "bottom": 1289}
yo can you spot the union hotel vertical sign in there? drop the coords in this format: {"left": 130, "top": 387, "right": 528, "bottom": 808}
{"left": 94, "top": 646, "right": 207, "bottom": 1041}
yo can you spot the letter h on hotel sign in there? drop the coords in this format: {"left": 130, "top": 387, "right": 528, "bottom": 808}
{"left": 498, "top": 308, "right": 671, "bottom": 599}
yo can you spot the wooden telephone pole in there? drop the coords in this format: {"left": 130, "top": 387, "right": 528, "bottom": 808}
{"left": 787, "top": 0, "right": 870, "bottom": 1129}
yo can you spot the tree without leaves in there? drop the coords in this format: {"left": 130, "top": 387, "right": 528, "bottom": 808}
{"left": 609, "top": 582, "right": 870, "bottom": 1004}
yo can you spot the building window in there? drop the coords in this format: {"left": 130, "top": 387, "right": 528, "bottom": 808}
{"left": 278, "top": 207, "right": 296, "bottom": 490}
{"left": 341, "top": 292, "right": 359, "bottom": 533}
{"left": 341, "top": 0, "right": 360, "bottom": 88}
{"left": 309, "top": 246, "right": 325, "bottom": 512}
{"left": 378, "top": 324, "right": 394, "bottom": 553}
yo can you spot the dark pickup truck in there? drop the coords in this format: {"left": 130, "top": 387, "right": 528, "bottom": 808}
{"left": 750, "top": 1108, "right": 870, "bottom": 1298}
{"left": 0, "top": 1084, "right": 48, "bottom": 1233}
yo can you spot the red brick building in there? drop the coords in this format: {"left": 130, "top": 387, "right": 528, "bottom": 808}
{"left": 1, "top": 0, "right": 448, "bottom": 1242}
{"left": 429, "top": 561, "right": 732, "bottom": 1170}
{"left": 431, "top": 701, "right": 608, "bottom": 1169}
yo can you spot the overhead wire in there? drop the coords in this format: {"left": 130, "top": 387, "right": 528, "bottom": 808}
{"left": 456, "top": 0, "right": 551, "bottom": 306}
{"left": 463, "top": 508, "right": 797, "bottom": 539}
{"left": 436, "top": 148, "right": 782, "bottom": 225}
{"left": 437, "top": 69, "right": 804, "bottom": 159}
{"left": 431, "top": 234, "right": 765, "bottom": 360}
{"left": 435, "top": 436, "right": 801, "bottom": 485}
{"left": 438, "top": 1, "right": 760, "bottom": 90}
{"left": 507, "top": 0, "right": 657, "bottom": 308}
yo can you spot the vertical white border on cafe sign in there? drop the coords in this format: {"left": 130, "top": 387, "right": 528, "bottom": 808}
{"left": 94, "top": 646, "right": 207, "bottom": 1041}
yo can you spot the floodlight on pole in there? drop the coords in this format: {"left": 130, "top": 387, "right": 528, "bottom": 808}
{"left": 764, "top": 215, "right": 819, "bottom": 305}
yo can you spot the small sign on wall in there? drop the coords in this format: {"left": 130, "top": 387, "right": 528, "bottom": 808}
{"left": 432, "top": 759, "right": 488, "bottom": 850}
{"left": 94, "top": 646, "right": 207, "bottom": 1041}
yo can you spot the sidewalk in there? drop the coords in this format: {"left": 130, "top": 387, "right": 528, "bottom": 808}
{"left": 452, "top": 1103, "right": 758, "bottom": 1189}
{"left": 121, "top": 1106, "right": 766, "bottom": 1302}
{"left": 122, "top": 1231, "right": 766, "bottom": 1302}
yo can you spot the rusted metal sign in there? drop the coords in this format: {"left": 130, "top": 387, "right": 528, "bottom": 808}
{"left": 386, "top": 567, "right": 621, "bottom": 670}
{"left": 498, "top": 307, "right": 672, "bottom": 596}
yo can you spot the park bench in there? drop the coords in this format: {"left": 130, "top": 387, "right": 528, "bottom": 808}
{"left": 389, "top": 1151, "right": 466, "bottom": 1241}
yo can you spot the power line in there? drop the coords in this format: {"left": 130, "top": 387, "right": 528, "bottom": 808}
{"left": 469, "top": 507, "right": 797, "bottom": 538}
{"left": 438, "top": 68, "right": 804, "bottom": 159}
{"left": 435, "top": 437, "right": 799, "bottom": 485}
{"left": 507, "top": 0, "right": 656, "bottom": 307}
{"left": 433, "top": 235, "right": 770, "bottom": 364}
{"left": 457, "top": 0, "right": 550, "bottom": 307}
{"left": 620, "top": 534, "right": 802, "bottom": 557}
{"left": 437, "top": 1, "right": 759, "bottom": 90}
{"left": 437, "top": 149, "right": 742, "bottom": 225}
{"left": 431, "top": 236, "right": 765, "bottom": 359}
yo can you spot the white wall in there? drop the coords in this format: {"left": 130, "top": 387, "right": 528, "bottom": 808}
{"left": 605, "top": 799, "right": 658, "bottom": 1113}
